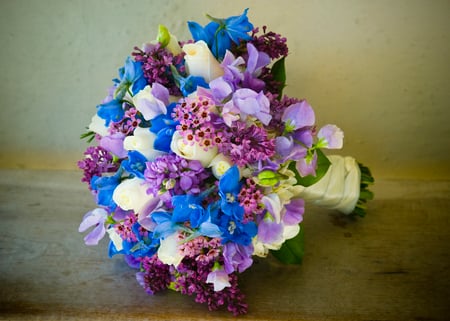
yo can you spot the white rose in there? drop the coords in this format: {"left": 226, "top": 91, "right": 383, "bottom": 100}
{"left": 209, "top": 153, "right": 233, "bottom": 179}
{"left": 170, "top": 131, "right": 218, "bottom": 167}
{"left": 182, "top": 40, "right": 224, "bottom": 83}
{"left": 88, "top": 114, "right": 109, "bottom": 137}
{"left": 123, "top": 127, "right": 164, "bottom": 160}
{"left": 112, "top": 177, "right": 152, "bottom": 214}
{"left": 157, "top": 232, "right": 184, "bottom": 267}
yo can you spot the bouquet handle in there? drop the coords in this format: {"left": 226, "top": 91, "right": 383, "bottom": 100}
{"left": 294, "top": 155, "right": 374, "bottom": 216}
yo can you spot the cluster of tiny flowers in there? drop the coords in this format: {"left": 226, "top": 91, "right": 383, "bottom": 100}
{"left": 113, "top": 213, "right": 138, "bottom": 242}
{"left": 173, "top": 257, "right": 248, "bottom": 315}
{"left": 239, "top": 178, "right": 265, "bottom": 222}
{"left": 109, "top": 107, "right": 142, "bottom": 135}
{"left": 144, "top": 154, "right": 211, "bottom": 197}
{"left": 136, "top": 256, "right": 173, "bottom": 295}
{"left": 220, "top": 122, "right": 276, "bottom": 166}
{"left": 77, "top": 146, "right": 119, "bottom": 189}
{"left": 132, "top": 43, "right": 184, "bottom": 96}
{"left": 251, "top": 26, "right": 288, "bottom": 60}
{"left": 178, "top": 235, "right": 221, "bottom": 264}
{"left": 173, "top": 96, "right": 223, "bottom": 150}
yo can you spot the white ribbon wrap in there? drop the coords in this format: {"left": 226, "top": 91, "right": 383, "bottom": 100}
{"left": 294, "top": 155, "right": 361, "bottom": 214}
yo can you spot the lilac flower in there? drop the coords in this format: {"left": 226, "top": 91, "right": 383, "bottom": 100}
{"left": 78, "top": 146, "right": 119, "bottom": 189}
{"left": 132, "top": 43, "right": 184, "bottom": 96}
{"left": 250, "top": 26, "right": 289, "bottom": 60}
{"left": 219, "top": 122, "right": 275, "bottom": 166}
{"left": 78, "top": 208, "right": 108, "bottom": 246}
{"left": 188, "top": 9, "right": 254, "bottom": 59}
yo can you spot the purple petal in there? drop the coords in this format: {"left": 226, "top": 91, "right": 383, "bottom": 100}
{"left": 293, "top": 128, "right": 314, "bottom": 148}
{"left": 282, "top": 100, "right": 315, "bottom": 129}
{"left": 180, "top": 176, "right": 193, "bottom": 190}
{"left": 78, "top": 208, "right": 107, "bottom": 232}
{"left": 318, "top": 124, "right": 344, "bottom": 149}
{"left": 283, "top": 198, "right": 305, "bottom": 225}
{"left": 275, "top": 136, "right": 293, "bottom": 156}
{"left": 257, "top": 219, "right": 283, "bottom": 244}
{"left": 83, "top": 221, "right": 106, "bottom": 245}
{"left": 100, "top": 133, "right": 127, "bottom": 158}
{"left": 151, "top": 82, "right": 170, "bottom": 105}
{"left": 296, "top": 152, "right": 318, "bottom": 177}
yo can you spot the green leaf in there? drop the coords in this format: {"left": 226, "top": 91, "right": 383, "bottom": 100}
{"left": 270, "top": 57, "right": 286, "bottom": 98}
{"left": 157, "top": 24, "right": 170, "bottom": 47}
{"left": 271, "top": 223, "right": 304, "bottom": 264}
{"left": 289, "top": 149, "right": 331, "bottom": 187}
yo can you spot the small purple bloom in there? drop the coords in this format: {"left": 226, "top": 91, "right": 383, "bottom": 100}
{"left": 282, "top": 100, "right": 315, "bottom": 132}
{"left": 223, "top": 242, "right": 254, "bottom": 274}
{"left": 317, "top": 124, "right": 344, "bottom": 149}
{"left": 78, "top": 208, "right": 108, "bottom": 246}
{"left": 99, "top": 132, "right": 127, "bottom": 159}
{"left": 227, "top": 88, "right": 272, "bottom": 125}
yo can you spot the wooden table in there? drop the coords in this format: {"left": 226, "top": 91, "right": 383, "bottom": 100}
{"left": 0, "top": 169, "right": 449, "bottom": 320}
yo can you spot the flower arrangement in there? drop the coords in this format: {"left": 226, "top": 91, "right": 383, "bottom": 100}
{"left": 78, "top": 9, "right": 373, "bottom": 315}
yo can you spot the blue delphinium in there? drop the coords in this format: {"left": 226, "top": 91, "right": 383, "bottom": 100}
{"left": 188, "top": 8, "right": 254, "bottom": 59}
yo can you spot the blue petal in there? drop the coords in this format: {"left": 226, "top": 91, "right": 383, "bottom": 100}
{"left": 96, "top": 99, "right": 124, "bottom": 126}
{"left": 199, "top": 222, "right": 222, "bottom": 238}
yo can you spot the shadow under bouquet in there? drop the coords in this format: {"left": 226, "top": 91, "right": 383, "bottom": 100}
{"left": 78, "top": 9, "right": 374, "bottom": 315}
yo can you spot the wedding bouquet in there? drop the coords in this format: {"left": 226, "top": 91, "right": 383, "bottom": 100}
{"left": 78, "top": 9, "right": 373, "bottom": 315}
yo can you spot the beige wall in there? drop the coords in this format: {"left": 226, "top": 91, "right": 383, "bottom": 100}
{"left": 0, "top": 0, "right": 449, "bottom": 179}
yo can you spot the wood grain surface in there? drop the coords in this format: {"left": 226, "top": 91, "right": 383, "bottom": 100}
{"left": 0, "top": 169, "right": 449, "bottom": 320}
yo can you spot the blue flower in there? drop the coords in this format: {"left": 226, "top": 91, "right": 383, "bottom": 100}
{"left": 121, "top": 150, "right": 147, "bottom": 179}
{"left": 96, "top": 98, "right": 124, "bottom": 126}
{"left": 116, "top": 57, "right": 147, "bottom": 97}
{"left": 149, "top": 102, "right": 179, "bottom": 153}
{"left": 90, "top": 168, "right": 123, "bottom": 210}
{"left": 218, "top": 166, "right": 244, "bottom": 219}
{"left": 188, "top": 9, "right": 254, "bottom": 59}
{"left": 218, "top": 214, "right": 257, "bottom": 246}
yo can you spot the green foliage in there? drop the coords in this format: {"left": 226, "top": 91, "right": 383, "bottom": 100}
{"left": 270, "top": 57, "right": 286, "bottom": 98}
{"left": 271, "top": 224, "right": 304, "bottom": 264}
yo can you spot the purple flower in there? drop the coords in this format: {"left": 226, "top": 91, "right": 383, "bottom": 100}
{"left": 282, "top": 100, "right": 315, "bottom": 132}
{"left": 257, "top": 219, "right": 283, "bottom": 244}
{"left": 224, "top": 88, "right": 272, "bottom": 125}
{"left": 296, "top": 151, "right": 318, "bottom": 177}
{"left": 78, "top": 208, "right": 108, "bottom": 246}
{"left": 99, "top": 132, "right": 127, "bottom": 159}
{"left": 206, "top": 268, "right": 231, "bottom": 291}
{"left": 223, "top": 242, "right": 254, "bottom": 274}
{"left": 317, "top": 124, "right": 344, "bottom": 149}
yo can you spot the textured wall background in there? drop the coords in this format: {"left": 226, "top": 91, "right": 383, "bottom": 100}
{"left": 0, "top": 0, "right": 449, "bottom": 179}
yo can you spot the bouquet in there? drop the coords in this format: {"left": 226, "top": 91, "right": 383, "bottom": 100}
{"left": 78, "top": 9, "right": 373, "bottom": 315}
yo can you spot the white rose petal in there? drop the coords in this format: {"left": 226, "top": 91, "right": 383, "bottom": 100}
{"left": 107, "top": 228, "right": 123, "bottom": 251}
{"left": 183, "top": 40, "right": 224, "bottom": 83}
{"left": 209, "top": 153, "right": 233, "bottom": 179}
{"left": 112, "top": 177, "right": 152, "bottom": 214}
{"left": 123, "top": 127, "right": 163, "bottom": 160}
{"left": 88, "top": 114, "right": 109, "bottom": 137}
{"left": 170, "top": 131, "right": 218, "bottom": 167}
{"left": 157, "top": 232, "right": 184, "bottom": 267}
